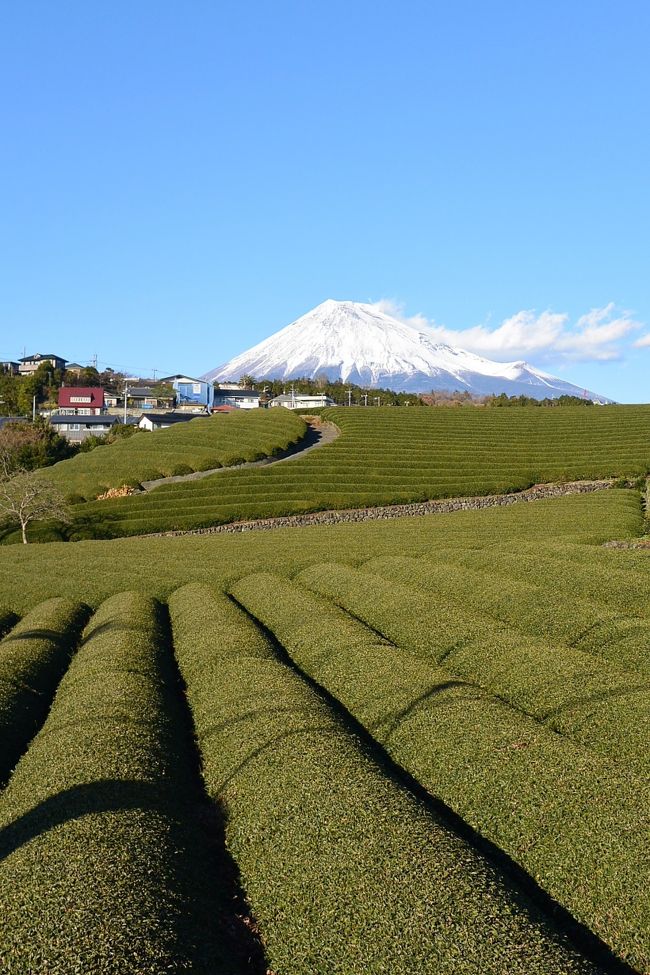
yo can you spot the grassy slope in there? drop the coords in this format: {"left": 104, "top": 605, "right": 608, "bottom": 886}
{"left": 0, "top": 593, "right": 244, "bottom": 974}
{"left": 41, "top": 407, "right": 306, "bottom": 501}
{"left": 0, "top": 491, "right": 646, "bottom": 969}
{"left": 0, "top": 490, "right": 643, "bottom": 612}
{"left": 230, "top": 571, "right": 648, "bottom": 970}
{"left": 69, "top": 404, "right": 650, "bottom": 537}
{"left": 169, "top": 585, "right": 602, "bottom": 975}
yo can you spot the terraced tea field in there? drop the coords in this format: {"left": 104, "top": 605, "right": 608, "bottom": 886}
{"left": 69, "top": 404, "right": 650, "bottom": 538}
{"left": 0, "top": 490, "right": 648, "bottom": 972}
{"left": 42, "top": 407, "right": 306, "bottom": 501}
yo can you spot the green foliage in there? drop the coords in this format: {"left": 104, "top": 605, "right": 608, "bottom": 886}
{"left": 41, "top": 407, "right": 306, "bottom": 502}
{"left": 0, "top": 489, "right": 641, "bottom": 610}
{"left": 0, "top": 592, "right": 245, "bottom": 973}
{"left": 169, "top": 583, "right": 599, "bottom": 975}
{"left": 484, "top": 392, "right": 595, "bottom": 407}
{"left": 0, "top": 418, "right": 76, "bottom": 472}
{"left": 231, "top": 571, "right": 649, "bottom": 971}
{"left": 292, "top": 560, "right": 650, "bottom": 778}
{"left": 0, "top": 598, "right": 89, "bottom": 784}
{"left": 74, "top": 404, "right": 650, "bottom": 539}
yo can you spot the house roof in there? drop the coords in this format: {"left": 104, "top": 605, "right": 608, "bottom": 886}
{"left": 58, "top": 387, "right": 105, "bottom": 407}
{"left": 19, "top": 353, "right": 66, "bottom": 363}
{"left": 213, "top": 388, "right": 259, "bottom": 398}
{"left": 139, "top": 412, "right": 197, "bottom": 425}
{"left": 0, "top": 416, "right": 28, "bottom": 428}
{"left": 49, "top": 413, "right": 118, "bottom": 426}
{"left": 159, "top": 374, "right": 205, "bottom": 384}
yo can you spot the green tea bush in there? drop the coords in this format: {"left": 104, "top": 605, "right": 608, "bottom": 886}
{"left": 0, "top": 591, "right": 244, "bottom": 974}
{"left": 232, "top": 570, "right": 649, "bottom": 971}
{"left": 296, "top": 561, "right": 650, "bottom": 778}
{"left": 377, "top": 553, "right": 650, "bottom": 675}
{"left": 65, "top": 405, "right": 650, "bottom": 538}
{"left": 0, "top": 597, "right": 89, "bottom": 785}
{"left": 42, "top": 408, "right": 307, "bottom": 501}
{"left": 168, "top": 583, "right": 602, "bottom": 975}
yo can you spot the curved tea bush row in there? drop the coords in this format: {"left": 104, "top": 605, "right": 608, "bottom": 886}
{"left": 295, "top": 561, "right": 650, "bottom": 779}
{"left": 66, "top": 404, "right": 650, "bottom": 537}
{"left": 168, "top": 583, "right": 601, "bottom": 975}
{"left": 0, "top": 597, "right": 89, "bottom": 786}
{"left": 0, "top": 592, "right": 238, "bottom": 974}
{"left": 45, "top": 407, "right": 307, "bottom": 501}
{"left": 441, "top": 542, "right": 650, "bottom": 622}
{"left": 231, "top": 571, "right": 649, "bottom": 972}
{"left": 390, "top": 554, "right": 650, "bottom": 675}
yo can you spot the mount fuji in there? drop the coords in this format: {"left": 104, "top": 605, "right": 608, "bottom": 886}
{"left": 203, "top": 300, "right": 611, "bottom": 401}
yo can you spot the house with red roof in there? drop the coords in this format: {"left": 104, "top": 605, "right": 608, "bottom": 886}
{"left": 58, "top": 387, "right": 106, "bottom": 415}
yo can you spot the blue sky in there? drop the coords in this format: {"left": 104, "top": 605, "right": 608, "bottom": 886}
{"left": 1, "top": 1, "right": 648, "bottom": 401}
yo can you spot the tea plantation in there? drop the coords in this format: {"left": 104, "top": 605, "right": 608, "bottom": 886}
{"left": 66, "top": 404, "right": 650, "bottom": 537}
{"left": 0, "top": 483, "right": 648, "bottom": 969}
{"left": 41, "top": 407, "right": 307, "bottom": 501}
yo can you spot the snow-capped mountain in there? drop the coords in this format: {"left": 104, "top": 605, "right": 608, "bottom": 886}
{"left": 204, "top": 300, "right": 611, "bottom": 401}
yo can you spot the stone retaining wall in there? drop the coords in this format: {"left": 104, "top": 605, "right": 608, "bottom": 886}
{"left": 149, "top": 479, "right": 614, "bottom": 538}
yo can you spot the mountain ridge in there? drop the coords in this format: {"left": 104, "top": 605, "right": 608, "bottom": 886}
{"left": 203, "top": 299, "right": 612, "bottom": 401}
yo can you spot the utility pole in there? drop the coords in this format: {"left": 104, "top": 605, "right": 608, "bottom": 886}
{"left": 32, "top": 394, "right": 37, "bottom": 422}
{"left": 374, "top": 396, "right": 381, "bottom": 407}
{"left": 153, "top": 368, "right": 157, "bottom": 381}
{"left": 92, "top": 353, "right": 98, "bottom": 370}
{"left": 363, "top": 393, "right": 368, "bottom": 407}
{"left": 123, "top": 382, "right": 130, "bottom": 424}
{"left": 290, "top": 383, "right": 296, "bottom": 409}
{"left": 347, "top": 388, "right": 352, "bottom": 407}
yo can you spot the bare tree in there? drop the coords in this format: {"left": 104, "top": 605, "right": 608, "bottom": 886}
{"left": 0, "top": 454, "right": 70, "bottom": 543}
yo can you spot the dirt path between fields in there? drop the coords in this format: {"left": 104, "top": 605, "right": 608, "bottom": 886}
{"left": 142, "top": 478, "right": 615, "bottom": 539}
{"left": 140, "top": 418, "right": 340, "bottom": 492}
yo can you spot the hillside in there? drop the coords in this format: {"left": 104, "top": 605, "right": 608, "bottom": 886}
{"left": 0, "top": 490, "right": 647, "bottom": 971}
{"left": 39, "top": 408, "right": 307, "bottom": 502}
{"left": 69, "top": 404, "right": 650, "bottom": 539}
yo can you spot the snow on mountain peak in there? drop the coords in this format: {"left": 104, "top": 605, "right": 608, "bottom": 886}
{"left": 202, "top": 299, "right": 611, "bottom": 401}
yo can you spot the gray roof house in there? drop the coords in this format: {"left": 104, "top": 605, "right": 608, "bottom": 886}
{"left": 49, "top": 413, "right": 119, "bottom": 443}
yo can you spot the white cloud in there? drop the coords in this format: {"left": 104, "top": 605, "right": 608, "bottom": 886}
{"left": 633, "top": 332, "right": 650, "bottom": 348}
{"left": 373, "top": 300, "right": 643, "bottom": 363}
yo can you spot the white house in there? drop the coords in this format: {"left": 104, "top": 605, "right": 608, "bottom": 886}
{"left": 212, "top": 387, "right": 260, "bottom": 410}
{"left": 268, "top": 393, "right": 335, "bottom": 410}
{"left": 138, "top": 412, "right": 200, "bottom": 432}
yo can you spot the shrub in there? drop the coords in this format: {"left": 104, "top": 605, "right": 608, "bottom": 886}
{"left": 0, "top": 597, "right": 89, "bottom": 785}
{"left": 168, "top": 582, "right": 603, "bottom": 975}
{"left": 232, "top": 570, "right": 649, "bottom": 971}
{"left": 0, "top": 591, "right": 253, "bottom": 973}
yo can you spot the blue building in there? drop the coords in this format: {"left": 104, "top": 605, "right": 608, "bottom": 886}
{"left": 160, "top": 375, "right": 215, "bottom": 409}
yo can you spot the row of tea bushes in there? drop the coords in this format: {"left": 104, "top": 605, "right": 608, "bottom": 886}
{"left": 0, "top": 592, "right": 237, "bottom": 974}
{"left": 376, "top": 554, "right": 650, "bottom": 675}
{"left": 296, "top": 560, "right": 650, "bottom": 779}
{"left": 65, "top": 404, "right": 650, "bottom": 538}
{"left": 45, "top": 407, "right": 307, "bottom": 501}
{"left": 232, "top": 571, "right": 649, "bottom": 972}
{"left": 441, "top": 541, "right": 650, "bottom": 623}
{"left": 0, "top": 597, "right": 89, "bottom": 786}
{"left": 168, "top": 582, "right": 602, "bottom": 975}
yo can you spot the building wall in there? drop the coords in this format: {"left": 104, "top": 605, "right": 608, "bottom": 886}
{"left": 174, "top": 379, "right": 214, "bottom": 407}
